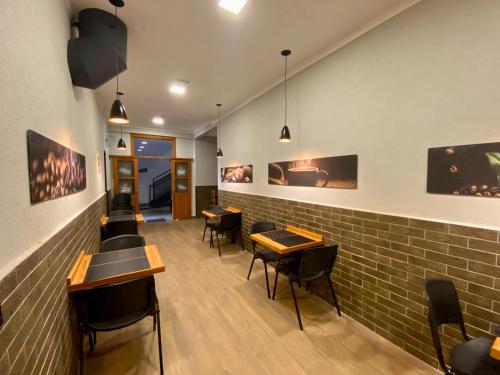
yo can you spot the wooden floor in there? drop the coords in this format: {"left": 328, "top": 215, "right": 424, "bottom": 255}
{"left": 85, "top": 219, "right": 438, "bottom": 375}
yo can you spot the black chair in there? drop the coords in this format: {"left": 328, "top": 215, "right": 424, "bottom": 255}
{"left": 101, "top": 234, "right": 145, "bottom": 253}
{"left": 105, "top": 220, "right": 138, "bottom": 240}
{"left": 76, "top": 276, "right": 163, "bottom": 374}
{"left": 272, "top": 245, "right": 341, "bottom": 330}
{"left": 110, "top": 209, "right": 135, "bottom": 217}
{"left": 246, "top": 222, "right": 280, "bottom": 298}
{"left": 212, "top": 212, "right": 244, "bottom": 256}
{"left": 113, "top": 193, "right": 133, "bottom": 211}
{"left": 424, "top": 278, "right": 500, "bottom": 375}
{"left": 202, "top": 205, "right": 220, "bottom": 243}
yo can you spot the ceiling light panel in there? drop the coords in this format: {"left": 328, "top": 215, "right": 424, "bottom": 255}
{"left": 151, "top": 116, "right": 164, "bottom": 125}
{"left": 218, "top": 0, "right": 247, "bottom": 15}
{"left": 169, "top": 82, "right": 187, "bottom": 95}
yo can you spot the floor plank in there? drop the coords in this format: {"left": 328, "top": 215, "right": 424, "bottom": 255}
{"left": 84, "top": 219, "right": 438, "bottom": 375}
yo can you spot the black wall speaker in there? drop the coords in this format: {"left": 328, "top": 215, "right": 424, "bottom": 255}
{"left": 68, "top": 8, "right": 127, "bottom": 89}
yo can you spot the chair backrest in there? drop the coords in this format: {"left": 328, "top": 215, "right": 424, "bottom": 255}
{"left": 80, "top": 276, "right": 155, "bottom": 328}
{"left": 101, "top": 234, "right": 145, "bottom": 253}
{"left": 298, "top": 245, "right": 338, "bottom": 281}
{"left": 105, "top": 220, "right": 138, "bottom": 239}
{"left": 113, "top": 193, "right": 132, "bottom": 209}
{"left": 220, "top": 212, "right": 242, "bottom": 231}
{"left": 249, "top": 221, "right": 276, "bottom": 234}
{"left": 110, "top": 209, "right": 135, "bottom": 217}
{"left": 424, "top": 278, "right": 468, "bottom": 372}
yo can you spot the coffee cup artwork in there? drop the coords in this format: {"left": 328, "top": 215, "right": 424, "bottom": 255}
{"left": 268, "top": 155, "right": 357, "bottom": 189}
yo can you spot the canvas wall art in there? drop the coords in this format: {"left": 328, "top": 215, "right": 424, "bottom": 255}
{"left": 268, "top": 155, "right": 358, "bottom": 189}
{"left": 221, "top": 165, "right": 253, "bottom": 183}
{"left": 427, "top": 142, "right": 500, "bottom": 198}
{"left": 27, "top": 130, "right": 86, "bottom": 204}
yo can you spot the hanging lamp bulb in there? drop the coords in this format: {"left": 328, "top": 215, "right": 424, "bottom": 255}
{"left": 108, "top": 1, "right": 129, "bottom": 124}
{"left": 279, "top": 49, "right": 291, "bottom": 142}
{"left": 216, "top": 103, "right": 224, "bottom": 159}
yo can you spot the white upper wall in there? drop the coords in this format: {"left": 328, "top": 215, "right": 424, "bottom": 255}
{"left": 218, "top": 0, "right": 500, "bottom": 230}
{"left": 0, "top": 0, "right": 106, "bottom": 278}
{"left": 194, "top": 137, "right": 218, "bottom": 186}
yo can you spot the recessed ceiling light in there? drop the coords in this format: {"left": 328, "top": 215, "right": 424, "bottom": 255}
{"left": 141, "top": 141, "right": 148, "bottom": 144}
{"left": 139, "top": 146, "right": 144, "bottom": 149}
{"left": 137, "top": 149, "right": 142, "bottom": 152}
{"left": 218, "top": 0, "right": 247, "bottom": 14}
{"left": 169, "top": 81, "right": 188, "bottom": 95}
{"left": 151, "top": 116, "right": 165, "bottom": 125}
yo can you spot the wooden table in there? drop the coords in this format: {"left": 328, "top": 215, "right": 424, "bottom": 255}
{"left": 100, "top": 213, "right": 144, "bottom": 228}
{"left": 66, "top": 244, "right": 165, "bottom": 292}
{"left": 201, "top": 207, "right": 240, "bottom": 219}
{"left": 491, "top": 337, "right": 500, "bottom": 360}
{"left": 250, "top": 225, "right": 324, "bottom": 255}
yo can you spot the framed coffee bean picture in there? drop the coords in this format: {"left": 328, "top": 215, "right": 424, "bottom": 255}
{"left": 268, "top": 155, "right": 358, "bottom": 189}
{"left": 221, "top": 165, "right": 253, "bottom": 183}
{"left": 427, "top": 142, "right": 500, "bottom": 198}
{"left": 27, "top": 130, "right": 86, "bottom": 204}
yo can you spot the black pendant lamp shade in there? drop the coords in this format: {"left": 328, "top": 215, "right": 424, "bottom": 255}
{"left": 109, "top": 91, "right": 129, "bottom": 124}
{"left": 116, "top": 125, "right": 126, "bottom": 150}
{"left": 216, "top": 103, "right": 224, "bottom": 159}
{"left": 279, "top": 49, "right": 292, "bottom": 143}
{"left": 108, "top": 1, "right": 129, "bottom": 125}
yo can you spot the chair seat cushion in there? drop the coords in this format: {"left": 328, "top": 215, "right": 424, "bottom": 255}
{"left": 256, "top": 248, "right": 281, "bottom": 262}
{"left": 88, "top": 310, "right": 151, "bottom": 331}
{"left": 450, "top": 337, "right": 500, "bottom": 375}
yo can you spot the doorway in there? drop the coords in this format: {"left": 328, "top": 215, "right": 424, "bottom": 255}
{"left": 132, "top": 134, "right": 175, "bottom": 222}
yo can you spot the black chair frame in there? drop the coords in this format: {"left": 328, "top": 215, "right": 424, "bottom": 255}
{"left": 76, "top": 277, "right": 164, "bottom": 374}
{"left": 272, "top": 245, "right": 341, "bottom": 330}
{"left": 100, "top": 234, "right": 146, "bottom": 253}
{"left": 212, "top": 212, "right": 244, "bottom": 256}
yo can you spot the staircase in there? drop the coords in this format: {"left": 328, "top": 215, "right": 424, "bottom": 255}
{"left": 149, "top": 170, "right": 172, "bottom": 208}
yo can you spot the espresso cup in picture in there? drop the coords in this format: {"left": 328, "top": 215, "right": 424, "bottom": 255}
{"left": 287, "top": 167, "right": 329, "bottom": 187}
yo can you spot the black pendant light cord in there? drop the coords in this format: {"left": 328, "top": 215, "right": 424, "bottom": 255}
{"left": 284, "top": 54, "right": 288, "bottom": 126}
{"left": 218, "top": 105, "right": 221, "bottom": 149}
{"left": 114, "top": 6, "right": 119, "bottom": 100}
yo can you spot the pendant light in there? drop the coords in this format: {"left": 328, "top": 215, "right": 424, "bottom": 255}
{"left": 116, "top": 126, "right": 126, "bottom": 150}
{"left": 279, "top": 49, "right": 291, "bottom": 142}
{"left": 109, "top": 0, "right": 129, "bottom": 130}
{"left": 216, "top": 104, "right": 224, "bottom": 159}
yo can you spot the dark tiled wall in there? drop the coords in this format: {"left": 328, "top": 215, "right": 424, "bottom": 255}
{"left": 0, "top": 196, "right": 106, "bottom": 374}
{"left": 219, "top": 190, "right": 500, "bottom": 368}
{"left": 195, "top": 185, "right": 218, "bottom": 217}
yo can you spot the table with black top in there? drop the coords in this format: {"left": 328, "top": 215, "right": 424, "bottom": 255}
{"left": 201, "top": 207, "right": 240, "bottom": 219}
{"left": 100, "top": 213, "right": 145, "bottom": 228}
{"left": 66, "top": 245, "right": 165, "bottom": 292}
{"left": 250, "top": 225, "right": 324, "bottom": 255}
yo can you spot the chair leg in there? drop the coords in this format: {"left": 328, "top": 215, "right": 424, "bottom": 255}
{"left": 272, "top": 263, "right": 280, "bottom": 300}
{"left": 216, "top": 232, "right": 221, "bottom": 257}
{"left": 306, "top": 281, "right": 311, "bottom": 291}
{"left": 289, "top": 280, "right": 303, "bottom": 330}
{"left": 156, "top": 311, "right": 164, "bottom": 375}
{"left": 239, "top": 231, "right": 244, "bottom": 250}
{"left": 79, "top": 332, "right": 84, "bottom": 375}
{"left": 202, "top": 223, "right": 207, "bottom": 242}
{"left": 209, "top": 229, "right": 214, "bottom": 248}
{"left": 153, "top": 313, "right": 157, "bottom": 331}
{"left": 264, "top": 262, "right": 271, "bottom": 299}
{"left": 327, "top": 277, "right": 341, "bottom": 316}
{"left": 89, "top": 332, "right": 94, "bottom": 352}
{"left": 247, "top": 255, "right": 256, "bottom": 280}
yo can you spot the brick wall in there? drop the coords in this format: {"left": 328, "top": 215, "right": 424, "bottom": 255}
{"left": 0, "top": 195, "right": 106, "bottom": 374}
{"left": 195, "top": 185, "right": 218, "bottom": 217}
{"left": 219, "top": 190, "right": 500, "bottom": 368}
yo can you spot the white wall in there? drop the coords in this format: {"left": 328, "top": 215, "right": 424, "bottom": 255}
{"left": 194, "top": 137, "right": 218, "bottom": 186}
{"left": 138, "top": 159, "right": 171, "bottom": 204}
{"left": 0, "top": 0, "right": 107, "bottom": 278}
{"left": 218, "top": 0, "right": 500, "bottom": 230}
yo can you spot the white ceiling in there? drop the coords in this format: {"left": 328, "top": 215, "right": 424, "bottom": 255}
{"left": 70, "top": 0, "right": 418, "bottom": 136}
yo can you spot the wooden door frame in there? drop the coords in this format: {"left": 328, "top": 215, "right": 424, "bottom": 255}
{"left": 130, "top": 133, "right": 176, "bottom": 158}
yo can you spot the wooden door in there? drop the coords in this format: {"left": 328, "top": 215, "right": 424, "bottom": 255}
{"left": 112, "top": 157, "right": 139, "bottom": 213}
{"left": 172, "top": 159, "right": 192, "bottom": 220}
